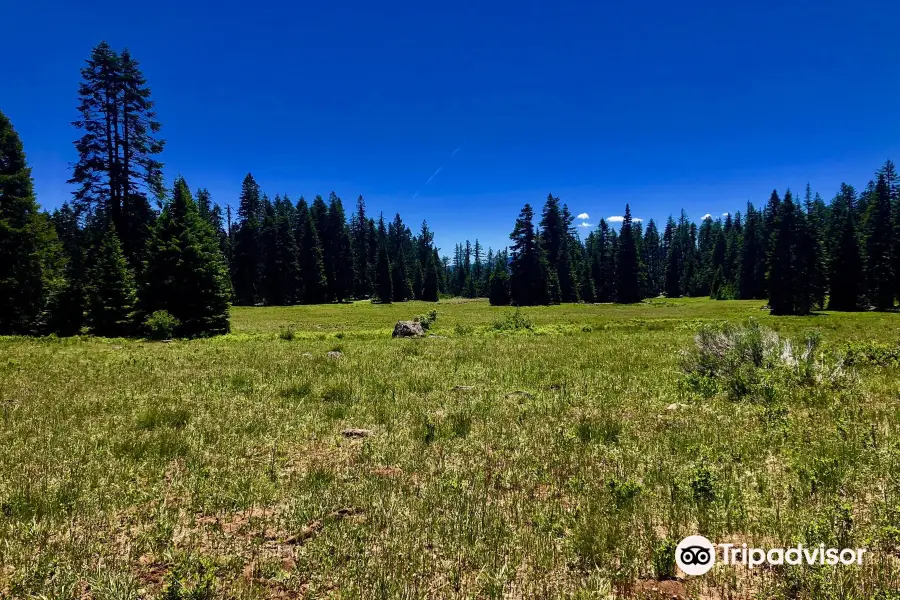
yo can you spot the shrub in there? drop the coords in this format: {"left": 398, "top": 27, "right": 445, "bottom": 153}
{"left": 652, "top": 537, "right": 677, "bottom": 580}
{"left": 145, "top": 310, "right": 180, "bottom": 340}
{"left": 278, "top": 325, "right": 296, "bottom": 341}
{"left": 414, "top": 309, "right": 438, "bottom": 331}
{"left": 681, "top": 318, "right": 850, "bottom": 402}
{"left": 493, "top": 307, "right": 533, "bottom": 331}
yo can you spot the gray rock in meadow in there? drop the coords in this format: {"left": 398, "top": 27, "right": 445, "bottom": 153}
{"left": 392, "top": 321, "right": 425, "bottom": 338}
{"left": 326, "top": 351, "right": 343, "bottom": 359}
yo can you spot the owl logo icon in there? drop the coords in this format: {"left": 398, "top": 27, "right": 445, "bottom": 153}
{"left": 676, "top": 535, "right": 715, "bottom": 576}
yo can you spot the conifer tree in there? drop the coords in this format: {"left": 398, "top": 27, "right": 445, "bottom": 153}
{"left": 488, "top": 250, "right": 511, "bottom": 305}
{"left": 827, "top": 184, "right": 862, "bottom": 311}
{"left": 351, "top": 195, "right": 372, "bottom": 298}
{"left": 422, "top": 250, "right": 440, "bottom": 302}
{"left": 231, "top": 174, "right": 262, "bottom": 305}
{"left": 294, "top": 197, "right": 328, "bottom": 304}
{"left": 509, "top": 203, "right": 550, "bottom": 306}
{"left": 326, "top": 193, "right": 355, "bottom": 302}
{"left": 50, "top": 203, "right": 87, "bottom": 335}
{"left": 85, "top": 221, "right": 136, "bottom": 336}
{"left": 866, "top": 173, "right": 895, "bottom": 309}
{"left": 616, "top": 205, "right": 642, "bottom": 303}
{"left": 374, "top": 214, "right": 393, "bottom": 303}
{"left": 642, "top": 219, "right": 663, "bottom": 297}
{"left": 767, "top": 190, "right": 812, "bottom": 315}
{"left": 738, "top": 203, "right": 764, "bottom": 299}
{"left": 69, "top": 42, "right": 163, "bottom": 269}
{"left": 0, "top": 110, "right": 66, "bottom": 334}
{"left": 140, "top": 177, "right": 231, "bottom": 336}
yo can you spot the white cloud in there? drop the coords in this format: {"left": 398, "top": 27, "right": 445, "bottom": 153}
{"left": 722, "top": 212, "right": 730, "bottom": 216}
{"left": 633, "top": 218, "right": 643, "bottom": 222}
{"left": 579, "top": 221, "right": 592, "bottom": 228}
{"left": 577, "top": 212, "right": 590, "bottom": 220}
{"left": 607, "top": 216, "right": 624, "bottom": 223}
{"left": 702, "top": 213, "right": 712, "bottom": 220}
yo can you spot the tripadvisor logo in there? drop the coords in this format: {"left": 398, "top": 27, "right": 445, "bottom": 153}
{"left": 676, "top": 535, "right": 867, "bottom": 576}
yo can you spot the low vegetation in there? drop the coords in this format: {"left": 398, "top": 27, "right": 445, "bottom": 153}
{"left": 1, "top": 299, "right": 900, "bottom": 598}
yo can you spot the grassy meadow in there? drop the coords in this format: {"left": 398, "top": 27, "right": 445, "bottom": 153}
{"left": 1, "top": 298, "right": 900, "bottom": 599}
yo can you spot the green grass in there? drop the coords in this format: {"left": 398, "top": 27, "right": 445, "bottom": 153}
{"left": 1, "top": 298, "right": 899, "bottom": 598}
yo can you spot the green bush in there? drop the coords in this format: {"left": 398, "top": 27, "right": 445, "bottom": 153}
{"left": 414, "top": 309, "right": 438, "bottom": 331}
{"left": 681, "top": 319, "right": 850, "bottom": 402}
{"left": 278, "top": 325, "right": 296, "bottom": 341}
{"left": 145, "top": 310, "right": 180, "bottom": 340}
{"left": 493, "top": 307, "right": 533, "bottom": 331}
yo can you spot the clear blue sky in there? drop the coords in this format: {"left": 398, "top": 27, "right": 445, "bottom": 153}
{"left": 3, "top": 0, "right": 900, "bottom": 254}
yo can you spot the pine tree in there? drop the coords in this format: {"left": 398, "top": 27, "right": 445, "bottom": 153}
{"left": 261, "top": 195, "right": 300, "bottom": 305}
{"left": 326, "top": 193, "right": 355, "bottom": 302}
{"left": 738, "top": 203, "right": 764, "bottom": 299}
{"left": 422, "top": 250, "right": 440, "bottom": 302}
{"left": 488, "top": 250, "right": 511, "bottom": 305}
{"left": 295, "top": 197, "right": 328, "bottom": 304}
{"left": 767, "top": 190, "right": 813, "bottom": 315}
{"left": 69, "top": 42, "right": 163, "bottom": 269}
{"left": 865, "top": 173, "right": 895, "bottom": 309}
{"left": 374, "top": 214, "right": 393, "bottom": 303}
{"left": 509, "top": 203, "right": 550, "bottom": 306}
{"left": 642, "top": 219, "right": 663, "bottom": 297}
{"left": 140, "top": 177, "right": 231, "bottom": 336}
{"left": 827, "top": 184, "right": 862, "bottom": 311}
{"left": 231, "top": 174, "right": 262, "bottom": 305}
{"left": 0, "top": 110, "right": 66, "bottom": 334}
{"left": 616, "top": 205, "right": 642, "bottom": 303}
{"left": 85, "top": 221, "right": 136, "bottom": 336}
{"left": 539, "top": 194, "right": 564, "bottom": 303}
{"left": 50, "top": 203, "right": 87, "bottom": 335}
{"left": 351, "top": 195, "right": 372, "bottom": 298}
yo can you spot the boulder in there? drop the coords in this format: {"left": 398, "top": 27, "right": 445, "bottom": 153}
{"left": 326, "top": 351, "right": 343, "bottom": 359}
{"left": 392, "top": 320, "right": 425, "bottom": 338}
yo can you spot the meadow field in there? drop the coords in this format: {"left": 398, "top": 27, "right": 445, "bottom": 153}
{"left": 1, "top": 298, "right": 899, "bottom": 599}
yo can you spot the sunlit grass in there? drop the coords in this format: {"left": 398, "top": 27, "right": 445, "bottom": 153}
{"left": 1, "top": 298, "right": 899, "bottom": 598}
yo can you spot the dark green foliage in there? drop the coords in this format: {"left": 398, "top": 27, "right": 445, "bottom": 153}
{"left": 539, "top": 194, "right": 577, "bottom": 302}
{"left": 85, "top": 223, "right": 136, "bottom": 336}
{"left": 326, "top": 193, "right": 355, "bottom": 302}
{"left": 144, "top": 310, "right": 180, "bottom": 340}
{"left": 69, "top": 42, "right": 163, "bottom": 270}
{"left": 616, "top": 205, "right": 642, "bottom": 303}
{"left": 261, "top": 195, "right": 300, "bottom": 305}
{"left": 230, "top": 174, "right": 262, "bottom": 305}
{"left": 49, "top": 203, "right": 87, "bottom": 335}
{"left": 828, "top": 184, "right": 863, "bottom": 310}
{"left": 488, "top": 250, "right": 511, "bottom": 305}
{"left": 0, "top": 110, "right": 66, "bottom": 335}
{"left": 866, "top": 173, "right": 895, "bottom": 309}
{"left": 422, "top": 250, "right": 440, "bottom": 302}
{"left": 294, "top": 197, "right": 328, "bottom": 304}
{"left": 767, "top": 190, "right": 814, "bottom": 315}
{"left": 509, "top": 203, "right": 551, "bottom": 306}
{"left": 140, "top": 177, "right": 231, "bottom": 337}
{"left": 374, "top": 215, "right": 393, "bottom": 303}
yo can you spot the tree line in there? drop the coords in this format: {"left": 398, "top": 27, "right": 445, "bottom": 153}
{"left": 477, "top": 170, "right": 899, "bottom": 315}
{"left": 2, "top": 41, "right": 898, "bottom": 339}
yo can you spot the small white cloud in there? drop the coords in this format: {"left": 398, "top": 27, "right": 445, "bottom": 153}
{"left": 577, "top": 212, "right": 590, "bottom": 220}
{"left": 579, "top": 221, "right": 592, "bottom": 228}
{"left": 633, "top": 218, "right": 643, "bottom": 222}
{"left": 607, "top": 216, "right": 624, "bottom": 223}
{"left": 722, "top": 212, "right": 730, "bottom": 216}
{"left": 702, "top": 213, "right": 712, "bottom": 220}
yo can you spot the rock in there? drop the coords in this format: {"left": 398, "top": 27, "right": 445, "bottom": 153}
{"left": 326, "top": 351, "right": 343, "bottom": 359}
{"left": 301, "top": 352, "right": 313, "bottom": 358}
{"left": 505, "top": 390, "right": 534, "bottom": 399}
{"left": 666, "top": 403, "right": 687, "bottom": 411}
{"left": 341, "top": 428, "right": 372, "bottom": 438}
{"left": 392, "top": 320, "right": 425, "bottom": 338}
{"left": 452, "top": 385, "right": 475, "bottom": 392}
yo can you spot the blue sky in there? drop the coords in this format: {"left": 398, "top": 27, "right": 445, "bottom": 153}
{"left": 3, "top": 0, "right": 900, "bottom": 254}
